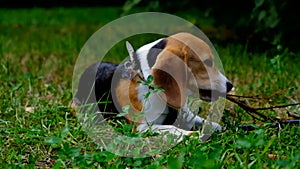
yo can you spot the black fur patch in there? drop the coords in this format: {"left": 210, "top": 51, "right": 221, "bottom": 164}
{"left": 147, "top": 39, "right": 166, "bottom": 68}
{"left": 75, "top": 62, "right": 119, "bottom": 118}
{"left": 162, "top": 107, "right": 178, "bottom": 125}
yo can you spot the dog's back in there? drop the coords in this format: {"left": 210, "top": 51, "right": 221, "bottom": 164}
{"left": 75, "top": 62, "right": 119, "bottom": 118}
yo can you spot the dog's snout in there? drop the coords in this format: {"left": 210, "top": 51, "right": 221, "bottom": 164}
{"left": 226, "top": 81, "right": 233, "bottom": 92}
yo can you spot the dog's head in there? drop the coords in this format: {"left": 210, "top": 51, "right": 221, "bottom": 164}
{"left": 151, "top": 32, "right": 233, "bottom": 108}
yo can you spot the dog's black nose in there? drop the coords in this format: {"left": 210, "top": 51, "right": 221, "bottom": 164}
{"left": 226, "top": 81, "right": 233, "bottom": 92}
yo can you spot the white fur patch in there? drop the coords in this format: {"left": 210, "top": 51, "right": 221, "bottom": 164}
{"left": 136, "top": 84, "right": 168, "bottom": 125}
{"left": 136, "top": 39, "right": 164, "bottom": 79}
{"left": 215, "top": 72, "right": 228, "bottom": 93}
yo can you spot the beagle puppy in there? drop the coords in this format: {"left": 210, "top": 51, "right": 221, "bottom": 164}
{"left": 75, "top": 32, "right": 233, "bottom": 139}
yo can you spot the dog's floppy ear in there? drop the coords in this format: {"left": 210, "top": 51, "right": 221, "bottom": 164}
{"left": 151, "top": 50, "right": 187, "bottom": 109}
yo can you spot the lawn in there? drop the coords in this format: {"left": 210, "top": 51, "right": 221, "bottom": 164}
{"left": 0, "top": 7, "right": 299, "bottom": 168}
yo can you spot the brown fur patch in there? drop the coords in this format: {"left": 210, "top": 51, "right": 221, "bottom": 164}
{"left": 115, "top": 76, "right": 143, "bottom": 124}
{"left": 152, "top": 49, "right": 187, "bottom": 108}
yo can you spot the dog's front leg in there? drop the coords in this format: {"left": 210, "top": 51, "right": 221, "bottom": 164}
{"left": 137, "top": 123, "right": 196, "bottom": 142}
{"left": 175, "top": 105, "right": 222, "bottom": 132}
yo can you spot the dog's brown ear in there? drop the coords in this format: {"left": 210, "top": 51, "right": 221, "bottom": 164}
{"left": 151, "top": 50, "right": 187, "bottom": 109}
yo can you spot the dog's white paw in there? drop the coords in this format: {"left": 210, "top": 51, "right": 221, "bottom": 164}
{"left": 211, "top": 122, "right": 222, "bottom": 132}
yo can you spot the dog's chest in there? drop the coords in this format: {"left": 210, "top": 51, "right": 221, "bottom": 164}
{"left": 136, "top": 84, "right": 169, "bottom": 124}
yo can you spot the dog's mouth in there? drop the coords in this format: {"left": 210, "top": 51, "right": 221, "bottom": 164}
{"left": 199, "top": 89, "right": 226, "bottom": 102}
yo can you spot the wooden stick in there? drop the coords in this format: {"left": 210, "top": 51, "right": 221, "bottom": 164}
{"left": 226, "top": 93, "right": 300, "bottom": 123}
{"left": 254, "top": 103, "right": 300, "bottom": 110}
{"left": 226, "top": 95, "right": 275, "bottom": 122}
{"left": 227, "top": 89, "right": 289, "bottom": 100}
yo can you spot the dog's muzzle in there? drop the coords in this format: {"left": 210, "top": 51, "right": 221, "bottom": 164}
{"left": 199, "top": 81, "right": 233, "bottom": 101}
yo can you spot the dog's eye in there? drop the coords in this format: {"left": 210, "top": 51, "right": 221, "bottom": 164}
{"left": 204, "top": 59, "right": 213, "bottom": 67}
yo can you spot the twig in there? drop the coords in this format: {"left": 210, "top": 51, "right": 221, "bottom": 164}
{"left": 227, "top": 94, "right": 262, "bottom": 99}
{"left": 227, "top": 89, "right": 288, "bottom": 100}
{"left": 226, "top": 95, "right": 275, "bottom": 122}
{"left": 254, "top": 103, "right": 300, "bottom": 110}
{"left": 226, "top": 94, "right": 300, "bottom": 123}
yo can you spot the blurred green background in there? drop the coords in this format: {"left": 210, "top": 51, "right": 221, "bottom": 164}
{"left": 2, "top": 0, "right": 299, "bottom": 53}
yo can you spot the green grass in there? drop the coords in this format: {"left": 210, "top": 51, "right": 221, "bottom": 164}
{"left": 0, "top": 7, "right": 299, "bottom": 168}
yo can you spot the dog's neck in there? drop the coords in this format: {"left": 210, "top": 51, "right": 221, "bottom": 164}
{"left": 135, "top": 38, "right": 166, "bottom": 79}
